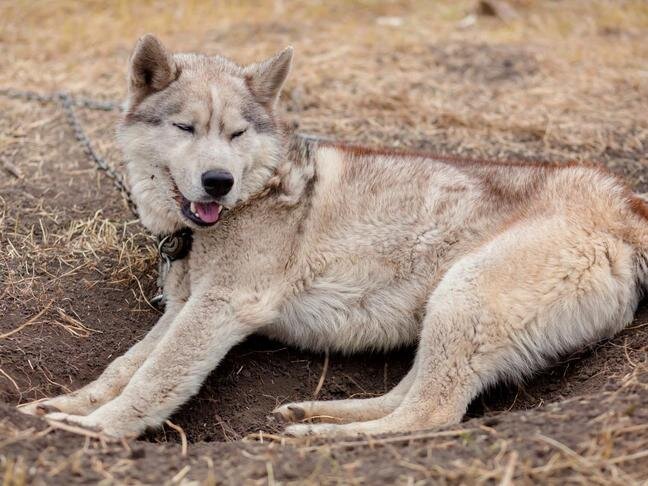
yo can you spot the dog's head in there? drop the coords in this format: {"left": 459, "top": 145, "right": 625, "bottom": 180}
{"left": 117, "top": 34, "right": 292, "bottom": 234}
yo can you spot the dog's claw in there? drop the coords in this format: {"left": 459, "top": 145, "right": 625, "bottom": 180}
{"left": 288, "top": 405, "right": 306, "bottom": 421}
{"left": 17, "top": 400, "right": 59, "bottom": 417}
{"left": 36, "top": 404, "right": 61, "bottom": 415}
{"left": 271, "top": 403, "right": 307, "bottom": 423}
{"left": 270, "top": 411, "right": 285, "bottom": 423}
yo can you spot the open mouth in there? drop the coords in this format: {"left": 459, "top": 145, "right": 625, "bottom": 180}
{"left": 169, "top": 175, "right": 224, "bottom": 227}
{"left": 169, "top": 178, "right": 223, "bottom": 226}
{"left": 180, "top": 197, "right": 223, "bottom": 227}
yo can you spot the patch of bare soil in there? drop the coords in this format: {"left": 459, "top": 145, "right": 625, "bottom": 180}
{"left": 2, "top": 1, "right": 648, "bottom": 483}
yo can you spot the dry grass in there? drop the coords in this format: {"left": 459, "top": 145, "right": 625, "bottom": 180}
{"left": 1, "top": 0, "right": 648, "bottom": 484}
{"left": 2, "top": 209, "right": 155, "bottom": 303}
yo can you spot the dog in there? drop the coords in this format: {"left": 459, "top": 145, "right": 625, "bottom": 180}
{"left": 19, "top": 34, "right": 648, "bottom": 438}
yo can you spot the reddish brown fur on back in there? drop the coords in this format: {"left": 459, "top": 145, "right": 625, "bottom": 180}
{"left": 629, "top": 195, "right": 648, "bottom": 221}
{"left": 323, "top": 140, "right": 648, "bottom": 227}
{"left": 323, "top": 140, "right": 577, "bottom": 170}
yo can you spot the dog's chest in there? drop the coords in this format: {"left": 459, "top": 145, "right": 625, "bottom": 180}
{"left": 186, "top": 199, "right": 304, "bottom": 290}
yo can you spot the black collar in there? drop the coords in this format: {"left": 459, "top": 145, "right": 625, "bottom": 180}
{"left": 158, "top": 228, "right": 193, "bottom": 262}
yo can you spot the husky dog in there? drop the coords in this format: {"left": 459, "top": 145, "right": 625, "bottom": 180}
{"left": 20, "top": 35, "right": 648, "bottom": 438}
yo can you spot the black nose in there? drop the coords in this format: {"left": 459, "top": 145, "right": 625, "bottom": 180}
{"left": 201, "top": 170, "right": 234, "bottom": 198}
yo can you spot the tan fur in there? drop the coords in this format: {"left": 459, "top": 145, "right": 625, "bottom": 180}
{"left": 19, "top": 36, "right": 648, "bottom": 438}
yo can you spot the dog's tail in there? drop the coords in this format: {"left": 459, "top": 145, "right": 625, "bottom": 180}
{"left": 628, "top": 193, "right": 648, "bottom": 297}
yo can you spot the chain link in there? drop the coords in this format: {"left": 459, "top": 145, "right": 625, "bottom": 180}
{"left": 0, "top": 87, "right": 122, "bottom": 112}
{"left": 0, "top": 87, "right": 137, "bottom": 217}
{"left": 57, "top": 92, "right": 139, "bottom": 216}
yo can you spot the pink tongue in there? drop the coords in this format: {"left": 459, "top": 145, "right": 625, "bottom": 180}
{"left": 195, "top": 202, "right": 221, "bottom": 223}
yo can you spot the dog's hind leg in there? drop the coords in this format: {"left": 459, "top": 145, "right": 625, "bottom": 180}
{"left": 286, "top": 218, "right": 640, "bottom": 437}
{"left": 272, "top": 362, "right": 417, "bottom": 424}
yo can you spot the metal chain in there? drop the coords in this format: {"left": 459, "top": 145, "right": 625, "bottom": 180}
{"left": 0, "top": 87, "right": 166, "bottom": 304}
{"left": 0, "top": 87, "right": 137, "bottom": 217}
{"left": 57, "top": 93, "right": 139, "bottom": 216}
{"left": 0, "top": 87, "right": 121, "bottom": 112}
{"left": 1, "top": 87, "right": 328, "bottom": 310}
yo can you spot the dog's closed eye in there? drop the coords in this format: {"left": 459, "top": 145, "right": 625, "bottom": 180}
{"left": 173, "top": 122, "right": 195, "bottom": 134}
{"left": 230, "top": 127, "right": 247, "bottom": 140}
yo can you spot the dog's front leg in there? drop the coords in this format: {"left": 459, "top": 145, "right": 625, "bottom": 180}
{"left": 45, "top": 288, "right": 275, "bottom": 438}
{"left": 19, "top": 262, "right": 190, "bottom": 417}
{"left": 18, "top": 300, "right": 183, "bottom": 417}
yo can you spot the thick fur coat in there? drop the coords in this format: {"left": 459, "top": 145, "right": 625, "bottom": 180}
{"left": 20, "top": 35, "right": 648, "bottom": 438}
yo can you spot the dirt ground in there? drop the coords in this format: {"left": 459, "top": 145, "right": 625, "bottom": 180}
{"left": 1, "top": 0, "right": 648, "bottom": 484}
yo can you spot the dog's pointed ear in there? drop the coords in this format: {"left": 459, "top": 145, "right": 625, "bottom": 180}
{"left": 244, "top": 47, "right": 293, "bottom": 107}
{"left": 128, "top": 34, "right": 177, "bottom": 99}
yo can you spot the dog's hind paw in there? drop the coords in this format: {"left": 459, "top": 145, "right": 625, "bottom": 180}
{"left": 284, "top": 423, "right": 358, "bottom": 438}
{"left": 271, "top": 403, "right": 307, "bottom": 423}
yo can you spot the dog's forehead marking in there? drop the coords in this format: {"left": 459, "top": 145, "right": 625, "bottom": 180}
{"left": 210, "top": 84, "right": 228, "bottom": 134}
{"left": 162, "top": 74, "right": 222, "bottom": 130}
{"left": 207, "top": 78, "right": 271, "bottom": 135}
{"left": 205, "top": 70, "right": 277, "bottom": 135}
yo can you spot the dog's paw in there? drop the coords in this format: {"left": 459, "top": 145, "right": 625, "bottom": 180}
{"left": 283, "top": 423, "right": 315, "bottom": 437}
{"left": 44, "top": 411, "right": 138, "bottom": 439}
{"left": 17, "top": 400, "right": 61, "bottom": 417}
{"left": 284, "top": 423, "right": 352, "bottom": 437}
{"left": 17, "top": 392, "right": 100, "bottom": 417}
{"left": 271, "top": 403, "right": 307, "bottom": 423}
{"left": 284, "top": 424, "right": 364, "bottom": 438}
{"left": 45, "top": 412, "right": 103, "bottom": 432}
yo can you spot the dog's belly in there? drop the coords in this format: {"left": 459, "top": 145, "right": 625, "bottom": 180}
{"left": 257, "top": 222, "right": 460, "bottom": 353}
{"left": 260, "top": 274, "right": 426, "bottom": 353}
